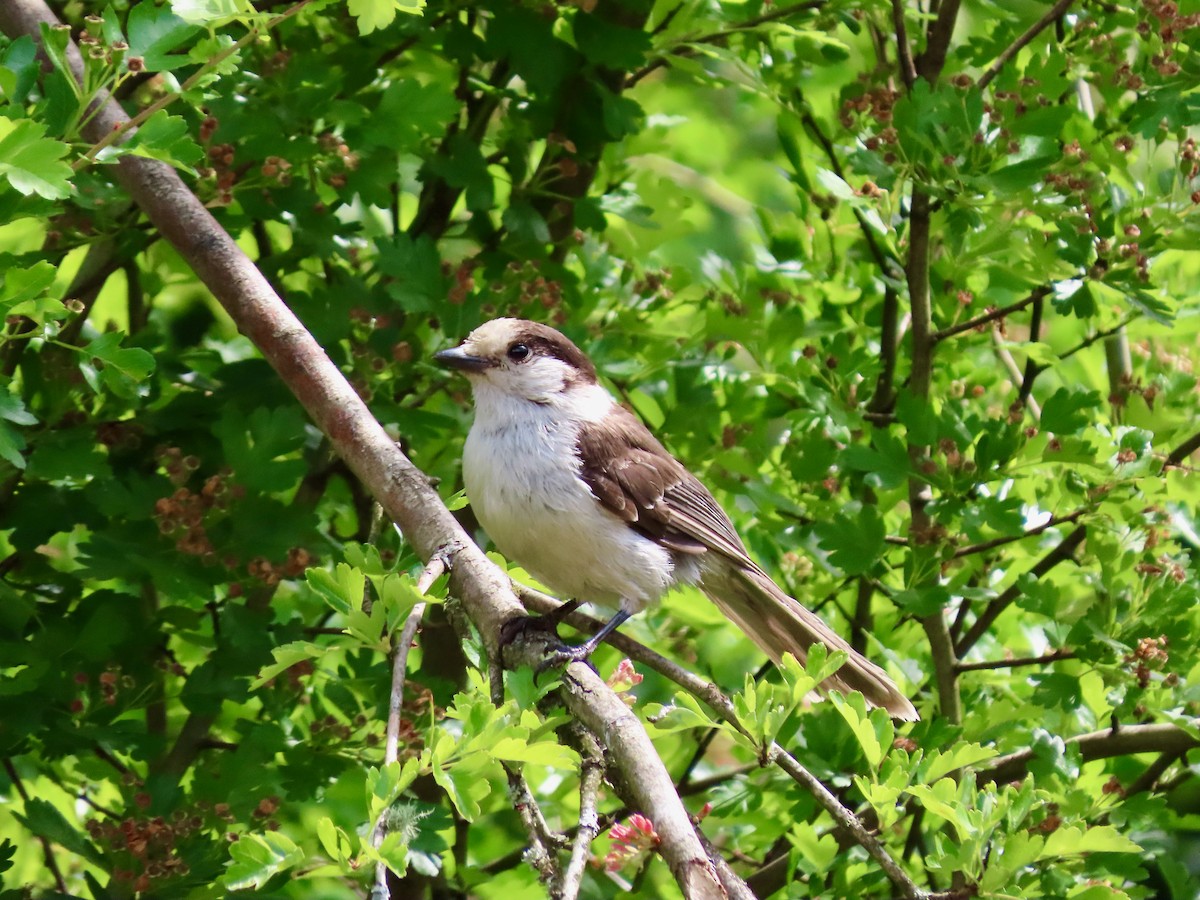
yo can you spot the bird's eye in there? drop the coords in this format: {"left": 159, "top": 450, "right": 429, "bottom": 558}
{"left": 507, "top": 343, "right": 531, "bottom": 362}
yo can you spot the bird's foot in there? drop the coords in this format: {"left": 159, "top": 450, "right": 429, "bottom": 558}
{"left": 499, "top": 599, "right": 597, "bottom": 676}
{"left": 532, "top": 639, "right": 601, "bottom": 677}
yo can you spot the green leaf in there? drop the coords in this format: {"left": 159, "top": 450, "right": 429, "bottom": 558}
{"left": 489, "top": 736, "right": 576, "bottom": 768}
{"left": 127, "top": 4, "right": 199, "bottom": 71}
{"left": 348, "top": 0, "right": 425, "bottom": 35}
{"left": 169, "top": 0, "right": 255, "bottom": 24}
{"left": 814, "top": 503, "right": 885, "bottom": 575}
{"left": 1041, "top": 825, "right": 1141, "bottom": 858}
{"left": 366, "top": 759, "right": 423, "bottom": 820}
{"left": 80, "top": 331, "right": 156, "bottom": 398}
{"left": 307, "top": 564, "right": 367, "bottom": 616}
{"left": 222, "top": 831, "right": 304, "bottom": 890}
{"left": 97, "top": 110, "right": 202, "bottom": 171}
{"left": 251, "top": 640, "right": 326, "bottom": 688}
{"left": 0, "top": 117, "right": 73, "bottom": 200}
{"left": 1040, "top": 388, "right": 1099, "bottom": 436}
{"left": 0, "top": 260, "right": 56, "bottom": 314}
{"left": 316, "top": 817, "right": 353, "bottom": 865}
{"left": 15, "top": 799, "right": 105, "bottom": 866}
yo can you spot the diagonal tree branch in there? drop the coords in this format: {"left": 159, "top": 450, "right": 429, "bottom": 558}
{"left": 954, "top": 526, "right": 1087, "bottom": 656}
{"left": 0, "top": 7, "right": 731, "bottom": 898}
{"left": 977, "top": 723, "right": 1200, "bottom": 785}
{"left": 977, "top": 0, "right": 1075, "bottom": 91}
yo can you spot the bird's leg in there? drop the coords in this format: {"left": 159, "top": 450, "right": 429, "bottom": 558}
{"left": 533, "top": 609, "right": 632, "bottom": 674}
{"left": 499, "top": 597, "right": 585, "bottom": 650}
{"left": 499, "top": 600, "right": 633, "bottom": 675}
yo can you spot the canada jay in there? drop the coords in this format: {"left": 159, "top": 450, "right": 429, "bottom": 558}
{"left": 436, "top": 318, "right": 917, "bottom": 720}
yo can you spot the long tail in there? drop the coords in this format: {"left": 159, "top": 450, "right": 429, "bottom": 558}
{"left": 699, "top": 562, "right": 918, "bottom": 721}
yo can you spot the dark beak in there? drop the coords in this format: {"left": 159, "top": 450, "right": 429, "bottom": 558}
{"left": 434, "top": 346, "right": 494, "bottom": 373}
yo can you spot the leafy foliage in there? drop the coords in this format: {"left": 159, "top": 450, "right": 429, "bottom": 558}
{"left": 1, "top": 0, "right": 1199, "bottom": 898}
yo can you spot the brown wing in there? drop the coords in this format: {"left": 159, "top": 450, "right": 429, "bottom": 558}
{"left": 577, "top": 406, "right": 751, "bottom": 563}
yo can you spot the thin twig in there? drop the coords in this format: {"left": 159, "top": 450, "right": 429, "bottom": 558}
{"left": 558, "top": 726, "right": 605, "bottom": 900}
{"left": 915, "top": 0, "right": 963, "bottom": 83}
{"left": 992, "top": 330, "right": 1042, "bottom": 419}
{"left": 1017, "top": 292, "right": 1044, "bottom": 405}
{"left": 952, "top": 508, "right": 1087, "bottom": 558}
{"left": 1164, "top": 430, "right": 1200, "bottom": 470}
{"left": 1126, "top": 750, "right": 1184, "bottom": 796}
{"left": 505, "top": 764, "right": 561, "bottom": 886}
{"left": 955, "top": 649, "right": 1075, "bottom": 672}
{"left": 515, "top": 587, "right": 929, "bottom": 900}
{"left": 625, "top": 1, "right": 826, "bottom": 88}
{"left": 932, "top": 286, "right": 1050, "bottom": 343}
{"left": 977, "top": 0, "right": 1075, "bottom": 90}
{"left": 2, "top": 758, "right": 68, "bottom": 893}
{"left": 891, "top": 0, "right": 918, "bottom": 87}
{"left": 954, "top": 526, "right": 1086, "bottom": 656}
{"left": 978, "top": 723, "right": 1200, "bottom": 784}
{"left": 372, "top": 546, "right": 455, "bottom": 898}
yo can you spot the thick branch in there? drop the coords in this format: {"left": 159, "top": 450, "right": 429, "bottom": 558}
{"left": 978, "top": 723, "right": 1200, "bottom": 785}
{"left": 915, "top": 0, "right": 963, "bottom": 83}
{"left": 891, "top": 0, "right": 918, "bottom": 88}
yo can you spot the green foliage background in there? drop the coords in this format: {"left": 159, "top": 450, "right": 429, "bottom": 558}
{"left": 1, "top": 0, "right": 1199, "bottom": 897}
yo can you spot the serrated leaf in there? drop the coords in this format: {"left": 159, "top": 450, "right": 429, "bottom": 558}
{"left": 316, "top": 817, "right": 353, "bottom": 865}
{"left": 1041, "top": 825, "right": 1141, "bottom": 858}
{"left": 307, "top": 564, "right": 366, "bottom": 615}
{"left": 251, "top": 640, "right": 325, "bottom": 688}
{"left": 84, "top": 332, "right": 155, "bottom": 381}
{"left": 348, "top": 0, "right": 425, "bottom": 35}
{"left": 489, "top": 737, "right": 577, "bottom": 768}
{"left": 222, "top": 831, "right": 304, "bottom": 890}
{"left": 15, "top": 799, "right": 105, "bottom": 865}
{"left": 0, "top": 117, "right": 73, "bottom": 200}
{"left": 170, "top": 0, "right": 254, "bottom": 24}
{"left": 97, "top": 111, "right": 202, "bottom": 171}
{"left": 127, "top": 4, "right": 199, "bottom": 71}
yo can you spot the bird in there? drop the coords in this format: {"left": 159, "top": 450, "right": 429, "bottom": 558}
{"left": 435, "top": 318, "right": 917, "bottom": 720}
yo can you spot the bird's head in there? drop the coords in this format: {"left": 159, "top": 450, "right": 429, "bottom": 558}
{"left": 435, "top": 318, "right": 598, "bottom": 405}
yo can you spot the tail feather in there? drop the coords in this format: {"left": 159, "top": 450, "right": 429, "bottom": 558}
{"left": 700, "top": 563, "right": 918, "bottom": 721}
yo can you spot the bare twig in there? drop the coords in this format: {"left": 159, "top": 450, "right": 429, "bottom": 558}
{"left": 1164, "top": 431, "right": 1200, "bottom": 470}
{"left": 514, "top": 588, "right": 929, "bottom": 900}
{"left": 955, "top": 649, "right": 1075, "bottom": 672}
{"left": 954, "top": 526, "right": 1087, "bottom": 656}
{"left": 953, "top": 508, "right": 1087, "bottom": 559}
{"left": 505, "top": 764, "right": 561, "bottom": 886}
{"left": 558, "top": 726, "right": 605, "bottom": 900}
{"left": 372, "top": 551, "right": 453, "bottom": 897}
{"left": 932, "top": 287, "right": 1051, "bottom": 343}
{"left": 978, "top": 723, "right": 1200, "bottom": 784}
{"left": 626, "top": 1, "right": 826, "bottom": 88}
{"left": 915, "top": 0, "right": 963, "bottom": 83}
{"left": 992, "top": 330, "right": 1043, "bottom": 419}
{"left": 891, "top": 0, "right": 918, "bottom": 87}
{"left": 2, "top": 758, "right": 68, "bottom": 893}
{"left": 977, "top": 0, "right": 1075, "bottom": 90}
{"left": 1126, "top": 750, "right": 1184, "bottom": 796}
{"left": 1017, "top": 292, "right": 1045, "bottom": 405}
